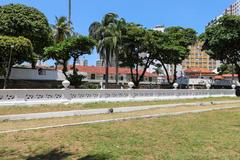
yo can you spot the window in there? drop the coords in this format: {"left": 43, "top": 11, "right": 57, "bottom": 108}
{"left": 120, "top": 76, "right": 124, "bottom": 81}
{"left": 91, "top": 74, "right": 95, "bottom": 80}
{"left": 149, "top": 77, "right": 153, "bottom": 82}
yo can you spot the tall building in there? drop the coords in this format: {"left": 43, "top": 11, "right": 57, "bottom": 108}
{"left": 99, "top": 54, "right": 116, "bottom": 67}
{"left": 224, "top": 0, "right": 240, "bottom": 15}
{"left": 207, "top": 0, "right": 240, "bottom": 27}
{"left": 96, "top": 59, "right": 104, "bottom": 67}
{"left": 77, "top": 58, "right": 88, "bottom": 66}
{"left": 182, "top": 41, "right": 219, "bottom": 70}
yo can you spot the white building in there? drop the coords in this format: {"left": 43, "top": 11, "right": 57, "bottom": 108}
{"left": 207, "top": 0, "right": 240, "bottom": 27}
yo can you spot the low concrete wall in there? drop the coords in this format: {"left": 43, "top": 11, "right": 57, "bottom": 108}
{"left": 0, "top": 89, "right": 236, "bottom": 106}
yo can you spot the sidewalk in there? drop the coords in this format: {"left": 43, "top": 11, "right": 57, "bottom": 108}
{"left": 0, "top": 104, "right": 240, "bottom": 134}
{"left": 1, "top": 100, "right": 240, "bottom": 121}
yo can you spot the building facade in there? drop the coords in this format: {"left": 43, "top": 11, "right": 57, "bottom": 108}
{"left": 182, "top": 41, "right": 220, "bottom": 70}
{"left": 224, "top": 0, "right": 240, "bottom": 15}
{"left": 207, "top": 0, "right": 240, "bottom": 27}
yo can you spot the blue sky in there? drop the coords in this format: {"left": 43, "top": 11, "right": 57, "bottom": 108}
{"left": 0, "top": 0, "right": 236, "bottom": 66}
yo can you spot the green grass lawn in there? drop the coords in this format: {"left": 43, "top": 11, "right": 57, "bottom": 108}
{"left": 0, "top": 108, "right": 240, "bottom": 160}
{"left": 0, "top": 96, "right": 239, "bottom": 115}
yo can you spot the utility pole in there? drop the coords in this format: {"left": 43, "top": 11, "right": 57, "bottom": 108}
{"left": 3, "top": 45, "right": 14, "bottom": 89}
{"left": 68, "top": 0, "right": 71, "bottom": 28}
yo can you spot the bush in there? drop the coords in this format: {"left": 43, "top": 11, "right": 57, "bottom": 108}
{"left": 67, "top": 74, "right": 85, "bottom": 88}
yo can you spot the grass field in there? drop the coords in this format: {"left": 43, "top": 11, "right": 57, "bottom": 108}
{"left": 0, "top": 97, "right": 239, "bottom": 115}
{"left": 0, "top": 107, "right": 240, "bottom": 160}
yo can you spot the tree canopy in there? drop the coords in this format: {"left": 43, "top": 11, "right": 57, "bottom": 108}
{"left": 44, "top": 35, "right": 95, "bottom": 79}
{"left": 0, "top": 36, "right": 33, "bottom": 88}
{"left": 0, "top": 4, "right": 52, "bottom": 61}
{"left": 155, "top": 27, "right": 197, "bottom": 84}
{"left": 120, "top": 24, "right": 158, "bottom": 88}
{"left": 52, "top": 16, "right": 73, "bottom": 43}
{"left": 203, "top": 15, "right": 240, "bottom": 81}
{"left": 89, "top": 13, "right": 123, "bottom": 88}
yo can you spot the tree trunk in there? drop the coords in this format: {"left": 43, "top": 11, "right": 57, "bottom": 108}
{"left": 115, "top": 52, "right": 119, "bottom": 85}
{"left": 3, "top": 73, "right": 8, "bottom": 89}
{"left": 234, "top": 63, "right": 240, "bottom": 83}
{"left": 172, "top": 64, "right": 177, "bottom": 85}
{"left": 62, "top": 60, "right": 69, "bottom": 79}
{"left": 133, "top": 81, "right": 140, "bottom": 89}
{"left": 130, "top": 66, "right": 136, "bottom": 84}
{"left": 73, "top": 56, "right": 77, "bottom": 76}
{"left": 105, "top": 52, "right": 109, "bottom": 89}
{"left": 3, "top": 63, "right": 12, "bottom": 89}
{"left": 3, "top": 50, "right": 13, "bottom": 89}
{"left": 160, "top": 61, "right": 171, "bottom": 84}
{"left": 31, "top": 60, "right": 36, "bottom": 69}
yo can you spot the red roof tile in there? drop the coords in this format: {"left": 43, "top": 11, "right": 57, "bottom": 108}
{"left": 184, "top": 67, "right": 214, "bottom": 74}
{"left": 57, "top": 65, "right": 158, "bottom": 77}
{"left": 222, "top": 74, "right": 239, "bottom": 78}
{"left": 214, "top": 75, "right": 224, "bottom": 80}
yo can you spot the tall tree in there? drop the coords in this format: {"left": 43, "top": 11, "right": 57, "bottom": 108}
{"left": 44, "top": 35, "right": 95, "bottom": 78}
{"left": 0, "top": 36, "right": 33, "bottom": 89}
{"left": 0, "top": 4, "right": 52, "bottom": 67}
{"left": 120, "top": 24, "right": 157, "bottom": 88}
{"left": 89, "top": 13, "right": 120, "bottom": 88}
{"left": 52, "top": 16, "right": 72, "bottom": 43}
{"left": 203, "top": 15, "right": 240, "bottom": 82}
{"left": 154, "top": 27, "right": 197, "bottom": 84}
{"left": 44, "top": 41, "right": 71, "bottom": 78}
{"left": 111, "top": 18, "right": 127, "bottom": 85}
{"left": 217, "top": 64, "right": 236, "bottom": 75}
{"left": 66, "top": 36, "right": 95, "bottom": 76}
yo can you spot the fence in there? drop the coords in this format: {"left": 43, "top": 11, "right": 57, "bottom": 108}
{"left": 0, "top": 88, "right": 236, "bottom": 106}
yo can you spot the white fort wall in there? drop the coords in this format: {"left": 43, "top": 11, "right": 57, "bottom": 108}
{"left": 0, "top": 89, "right": 236, "bottom": 106}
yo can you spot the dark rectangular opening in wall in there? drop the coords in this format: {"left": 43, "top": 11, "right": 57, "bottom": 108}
{"left": 91, "top": 74, "right": 95, "bottom": 80}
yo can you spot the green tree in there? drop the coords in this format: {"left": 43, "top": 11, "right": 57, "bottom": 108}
{"left": 217, "top": 64, "right": 236, "bottom": 75}
{"left": 44, "top": 36, "right": 95, "bottom": 84}
{"left": 66, "top": 36, "right": 95, "bottom": 76}
{"left": 89, "top": 13, "right": 120, "bottom": 88}
{"left": 52, "top": 16, "right": 72, "bottom": 43}
{"left": 44, "top": 41, "right": 71, "bottom": 78}
{"left": 0, "top": 4, "right": 52, "bottom": 67}
{"left": 155, "top": 27, "right": 197, "bottom": 84}
{"left": 203, "top": 15, "right": 240, "bottom": 82}
{"left": 120, "top": 24, "right": 157, "bottom": 88}
{"left": 0, "top": 36, "right": 33, "bottom": 89}
{"left": 112, "top": 18, "right": 127, "bottom": 85}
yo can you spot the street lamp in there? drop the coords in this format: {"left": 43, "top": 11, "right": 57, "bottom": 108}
{"left": 3, "top": 45, "right": 14, "bottom": 89}
{"left": 68, "top": 0, "right": 71, "bottom": 28}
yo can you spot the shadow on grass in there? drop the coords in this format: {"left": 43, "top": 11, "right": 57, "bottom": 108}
{"left": 233, "top": 125, "right": 240, "bottom": 127}
{"left": 78, "top": 154, "right": 112, "bottom": 160}
{"left": 26, "top": 148, "right": 72, "bottom": 160}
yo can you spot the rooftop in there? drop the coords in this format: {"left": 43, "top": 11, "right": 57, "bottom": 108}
{"left": 57, "top": 65, "right": 158, "bottom": 77}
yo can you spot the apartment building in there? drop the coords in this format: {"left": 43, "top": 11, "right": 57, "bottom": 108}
{"left": 207, "top": 0, "right": 240, "bottom": 27}
{"left": 182, "top": 41, "right": 219, "bottom": 70}
{"left": 224, "top": 0, "right": 240, "bottom": 15}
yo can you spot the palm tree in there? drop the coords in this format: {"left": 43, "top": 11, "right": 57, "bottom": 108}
{"left": 89, "top": 13, "right": 119, "bottom": 89}
{"left": 114, "top": 18, "right": 126, "bottom": 85}
{"left": 52, "top": 16, "right": 72, "bottom": 43}
{"left": 52, "top": 16, "right": 72, "bottom": 70}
